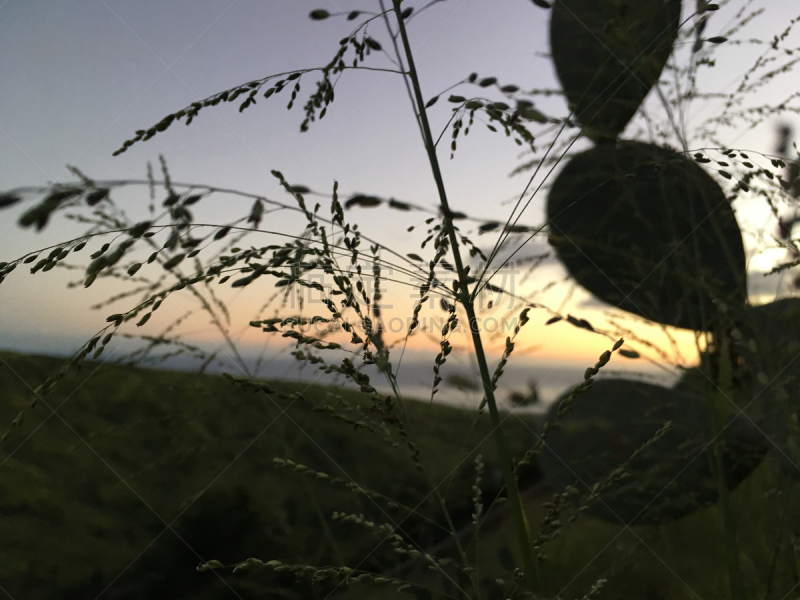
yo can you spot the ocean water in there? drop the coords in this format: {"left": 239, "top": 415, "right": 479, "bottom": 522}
{"left": 193, "top": 349, "right": 680, "bottom": 414}
{"left": 1, "top": 335, "right": 680, "bottom": 414}
{"left": 377, "top": 359, "right": 678, "bottom": 413}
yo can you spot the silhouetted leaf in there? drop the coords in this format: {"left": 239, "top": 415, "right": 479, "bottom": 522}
{"left": 127, "top": 221, "right": 152, "bottom": 238}
{"left": 345, "top": 195, "right": 382, "bottom": 209}
{"left": 19, "top": 187, "right": 82, "bottom": 231}
{"left": 547, "top": 141, "right": 746, "bottom": 330}
{"left": 162, "top": 253, "right": 186, "bottom": 270}
{"left": 0, "top": 193, "right": 22, "bottom": 209}
{"left": 719, "top": 298, "right": 800, "bottom": 472}
{"left": 248, "top": 198, "right": 265, "bottom": 228}
{"left": 550, "top": 0, "right": 681, "bottom": 140}
{"left": 541, "top": 379, "right": 765, "bottom": 524}
{"left": 566, "top": 314, "right": 594, "bottom": 331}
{"left": 517, "top": 105, "right": 547, "bottom": 123}
{"left": 85, "top": 188, "right": 110, "bottom": 206}
{"left": 388, "top": 198, "right": 412, "bottom": 211}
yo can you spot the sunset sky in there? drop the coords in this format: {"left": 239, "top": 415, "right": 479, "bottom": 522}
{"left": 2, "top": 0, "right": 799, "bottom": 383}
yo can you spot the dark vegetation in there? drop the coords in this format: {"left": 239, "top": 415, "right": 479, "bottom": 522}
{"left": 0, "top": 351, "right": 541, "bottom": 599}
{"left": 4, "top": 350, "right": 800, "bottom": 600}
{"left": 3, "top": 0, "right": 800, "bottom": 598}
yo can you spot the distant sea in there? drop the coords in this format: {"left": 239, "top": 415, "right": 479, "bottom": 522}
{"left": 1, "top": 334, "right": 681, "bottom": 414}
{"left": 234, "top": 354, "right": 679, "bottom": 414}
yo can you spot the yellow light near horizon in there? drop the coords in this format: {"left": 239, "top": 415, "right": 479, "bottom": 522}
{"left": 183, "top": 286, "right": 704, "bottom": 370}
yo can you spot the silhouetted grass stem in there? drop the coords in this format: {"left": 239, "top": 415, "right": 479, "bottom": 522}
{"left": 392, "top": 0, "right": 537, "bottom": 585}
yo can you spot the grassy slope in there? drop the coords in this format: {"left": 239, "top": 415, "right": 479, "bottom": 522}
{"left": 357, "top": 445, "right": 800, "bottom": 600}
{"left": 0, "top": 351, "right": 541, "bottom": 599}
{"left": 4, "top": 351, "right": 799, "bottom": 600}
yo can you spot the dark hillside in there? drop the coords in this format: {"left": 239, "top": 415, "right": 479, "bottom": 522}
{"left": 0, "top": 351, "right": 541, "bottom": 599}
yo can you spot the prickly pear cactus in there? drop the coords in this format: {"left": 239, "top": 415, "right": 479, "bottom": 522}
{"left": 547, "top": 141, "right": 747, "bottom": 331}
{"left": 538, "top": 0, "right": 793, "bottom": 524}
{"left": 547, "top": 0, "right": 748, "bottom": 332}
{"left": 551, "top": 0, "right": 682, "bottom": 141}
{"left": 678, "top": 298, "right": 800, "bottom": 475}
{"left": 540, "top": 380, "right": 767, "bottom": 524}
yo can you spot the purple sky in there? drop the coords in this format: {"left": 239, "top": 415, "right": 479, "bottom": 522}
{"left": 1, "top": 0, "right": 799, "bottom": 370}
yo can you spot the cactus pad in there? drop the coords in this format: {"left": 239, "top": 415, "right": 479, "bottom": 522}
{"left": 550, "top": 0, "right": 681, "bottom": 140}
{"left": 547, "top": 141, "right": 747, "bottom": 331}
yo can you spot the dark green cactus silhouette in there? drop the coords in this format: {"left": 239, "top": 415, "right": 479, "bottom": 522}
{"left": 547, "top": 141, "right": 747, "bottom": 331}
{"left": 539, "top": 0, "right": 798, "bottom": 524}
{"left": 678, "top": 299, "right": 800, "bottom": 475}
{"left": 550, "top": 0, "right": 682, "bottom": 141}
{"left": 540, "top": 380, "right": 767, "bottom": 524}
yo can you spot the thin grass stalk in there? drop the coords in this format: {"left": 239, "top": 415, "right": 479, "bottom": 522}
{"left": 765, "top": 477, "right": 795, "bottom": 599}
{"left": 390, "top": 0, "right": 536, "bottom": 583}
{"left": 710, "top": 334, "right": 745, "bottom": 599}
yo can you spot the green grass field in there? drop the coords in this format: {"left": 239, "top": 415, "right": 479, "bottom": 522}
{"left": 0, "top": 351, "right": 541, "bottom": 599}
{"left": 3, "top": 351, "right": 800, "bottom": 600}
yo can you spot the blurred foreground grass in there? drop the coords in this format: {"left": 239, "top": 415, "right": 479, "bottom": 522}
{"left": 0, "top": 351, "right": 540, "bottom": 599}
{"left": 2, "top": 351, "right": 800, "bottom": 599}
